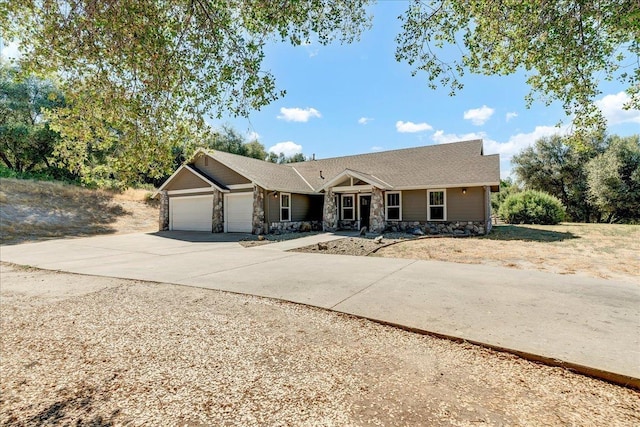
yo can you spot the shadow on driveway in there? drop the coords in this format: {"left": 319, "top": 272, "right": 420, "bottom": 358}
{"left": 149, "top": 231, "right": 254, "bottom": 243}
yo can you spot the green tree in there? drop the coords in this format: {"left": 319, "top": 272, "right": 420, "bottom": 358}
{"left": 244, "top": 139, "right": 268, "bottom": 161}
{"left": 491, "top": 178, "right": 519, "bottom": 214}
{"left": 512, "top": 135, "right": 605, "bottom": 222}
{"left": 1, "top": 0, "right": 372, "bottom": 184}
{"left": 499, "top": 190, "right": 566, "bottom": 225}
{"left": 0, "top": 64, "right": 65, "bottom": 173}
{"left": 267, "top": 151, "right": 307, "bottom": 164}
{"left": 395, "top": 1, "right": 639, "bottom": 136}
{"left": 585, "top": 136, "right": 640, "bottom": 223}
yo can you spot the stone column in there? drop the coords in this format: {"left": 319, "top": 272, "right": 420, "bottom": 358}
{"left": 159, "top": 190, "right": 169, "bottom": 231}
{"left": 252, "top": 185, "right": 265, "bottom": 235}
{"left": 369, "top": 187, "right": 385, "bottom": 233}
{"left": 322, "top": 189, "right": 338, "bottom": 231}
{"left": 212, "top": 189, "right": 224, "bottom": 233}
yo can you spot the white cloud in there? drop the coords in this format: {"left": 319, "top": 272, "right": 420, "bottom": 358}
{"left": 246, "top": 131, "right": 260, "bottom": 141}
{"left": 432, "top": 130, "right": 487, "bottom": 145}
{"left": 370, "top": 146, "right": 384, "bottom": 152}
{"left": 358, "top": 117, "right": 373, "bottom": 125}
{"left": 268, "top": 141, "right": 303, "bottom": 157}
{"left": 0, "top": 40, "right": 22, "bottom": 60}
{"left": 277, "top": 107, "right": 322, "bottom": 122}
{"left": 595, "top": 92, "right": 640, "bottom": 125}
{"left": 463, "top": 105, "right": 495, "bottom": 125}
{"left": 433, "top": 125, "right": 570, "bottom": 180}
{"left": 505, "top": 112, "right": 518, "bottom": 122}
{"left": 396, "top": 120, "right": 433, "bottom": 133}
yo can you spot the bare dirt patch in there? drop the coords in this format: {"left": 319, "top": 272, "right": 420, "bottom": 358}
{"left": 1, "top": 264, "right": 638, "bottom": 426}
{"left": 295, "top": 224, "right": 639, "bottom": 284}
{"left": 0, "top": 178, "right": 158, "bottom": 245}
{"left": 293, "top": 233, "right": 414, "bottom": 256}
{"left": 375, "top": 224, "right": 639, "bottom": 283}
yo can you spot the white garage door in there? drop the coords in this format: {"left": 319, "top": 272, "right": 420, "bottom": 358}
{"left": 170, "top": 195, "right": 213, "bottom": 231}
{"left": 225, "top": 193, "right": 253, "bottom": 233}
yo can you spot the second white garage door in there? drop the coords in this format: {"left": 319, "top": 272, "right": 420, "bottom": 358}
{"left": 225, "top": 193, "right": 253, "bottom": 233}
{"left": 170, "top": 195, "right": 213, "bottom": 231}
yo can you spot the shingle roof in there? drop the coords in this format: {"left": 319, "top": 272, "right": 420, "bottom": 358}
{"left": 203, "top": 149, "right": 315, "bottom": 193}
{"left": 195, "top": 139, "right": 499, "bottom": 192}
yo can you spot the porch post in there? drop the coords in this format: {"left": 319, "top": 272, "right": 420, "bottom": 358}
{"left": 323, "top": 188, "right": 338, "bottom": 231}
{"left": 252, "top": 185, "right": 265, "bottom": 235}
{"left": 159, "top": 190, "right": 169, "bottom": 231}
{"left": 212, "top": 189, "right": 224, "bottom": 233}
{"left": 369, "top": 187, "right": 385, "bottom": 234}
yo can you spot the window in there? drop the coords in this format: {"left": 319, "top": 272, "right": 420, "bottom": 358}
{"left": 385, "top": 192, "right": 401, "bottom": 221}
{"left": 428, "top": 190, "right": 446, "bottom": 221}
{"left": 341, "top": 195, "right": 355, "bottom": 220}
{"left": 280, "top": 193, "right": 291, "bottom": 221}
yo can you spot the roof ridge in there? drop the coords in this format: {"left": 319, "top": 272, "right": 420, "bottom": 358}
{"left": 294, "top": 139, "right": 483, "bottom": 163}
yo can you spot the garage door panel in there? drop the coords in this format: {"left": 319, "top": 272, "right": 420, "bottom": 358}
{"left": 170, "top": 196, "right": 213, "bottom": 231}
{"left": 225, "top": 193, "right": 253, "bottom": 233}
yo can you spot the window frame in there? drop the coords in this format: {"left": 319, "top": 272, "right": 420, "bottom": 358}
{"left": 341, "top": 194, "right": 355, "bottom": 220}
{"left": 280, "top": 192, "right": 291, "bottom": 222}
{"left": 385, "top": 191, "right": 402, "bottom": 221}
{"left": 427, "top": 189, "right": 447, "bottom": 221}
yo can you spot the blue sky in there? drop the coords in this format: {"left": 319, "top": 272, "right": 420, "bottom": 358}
{"left": 2, "top": 2, "right": 638, "bottom": 178}
{"left": 212, "top": 2, "right": 639, "bottom": 178}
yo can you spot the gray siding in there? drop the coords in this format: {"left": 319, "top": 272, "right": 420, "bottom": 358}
{"left": 194, "top": 155, "right": 251, "bottom": 186}
{"left": 447, "top": 186, "right": 485, "bottom": 221}
{"left": 164, "top": 168, "right": 209, "bottom": 191}
{"left": 401, "top": 190, "right": 427, "bottom": 222}
{"left": 266, "top": 192, "right": 279, "bottom": 223}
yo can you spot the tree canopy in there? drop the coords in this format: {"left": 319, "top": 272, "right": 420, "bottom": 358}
{"left": 511, "top": 135, "right": 605, "bottom": 221}
{"left": 2, "top": 0, "right": 639, "bottom": 186}
{"left": 0, "top": 65, "right": 65, "bottom": 173}
{"left": 396, "top": 1, "right": 639, "bottom": 135}
{"left": 1, "top": 0, "right": 372, "bottom": 185}
{"left": 512, "top": 134, "right": 639, "bottom": 223}
{"left": 585, "top": 135, "right": 640, "bottom": 223}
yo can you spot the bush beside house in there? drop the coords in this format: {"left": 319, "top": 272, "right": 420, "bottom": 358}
{"left": 499, "top": 190, "right": 565, "bottom": 225}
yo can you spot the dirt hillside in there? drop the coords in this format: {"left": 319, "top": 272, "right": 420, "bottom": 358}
{"left": 0, "top": 178, "right": 158, "bottom": 245}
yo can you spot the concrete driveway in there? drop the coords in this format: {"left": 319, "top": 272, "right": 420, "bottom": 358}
{"left": 1, "top": 232, "right": 638, "bottom": 387}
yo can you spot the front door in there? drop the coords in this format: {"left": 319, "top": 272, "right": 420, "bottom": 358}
{"left": 359, "top": 195, "right": 371, "bottom": 230}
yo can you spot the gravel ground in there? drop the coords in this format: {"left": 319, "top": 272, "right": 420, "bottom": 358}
{"left": 291, "top": 233, "right": 416, "bottom": 256}
{"left": 1, "top": 264, "right": 638, "bottom": 426}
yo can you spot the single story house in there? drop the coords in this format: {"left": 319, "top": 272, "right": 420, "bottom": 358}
{"left": 154, "top": 139, "right": 500, "bottom": 235}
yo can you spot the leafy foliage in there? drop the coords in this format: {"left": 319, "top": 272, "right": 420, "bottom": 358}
{"left": 585, "top": 136, "right": 640, "bottom": 223}
{"left": 1, "top": 0, "right": 372, "bottom": 185}
{"left": 267, "top": 152, "right": 307, "bottom": 164}
{"left": 0, "top": 64, "right": 65, "bottom": 173}
{"left": 512, "top": 135, "right": 605, "bottom": 221}
{"left": 395, "top": 1, "right": 640, "bottom": 135}
{"left": 499, "top": 190, "right": 566, "bottom": 225}
{"left": 491, "top": 178, "right": 520, "bottom": 213}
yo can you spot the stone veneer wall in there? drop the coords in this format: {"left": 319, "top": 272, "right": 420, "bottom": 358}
{"left": 269, "top": 221, "right": 323, "bottom": 234}
{"left": 385, "top": 221, "right": 486, "bottom": 236}
{"left": 369, "top": 187, "right": 385, "bottom": 233}
{"left": 212, "top": 189, "right": 224, "bottom": 233}
{"left": 322, "top": 189, "right": 338, "bottom": 231}
{"left": 159, "top": 190, "right": 169, "bottom": 231}
{"left": 252, "top": 185, "right": 265, "bottom": 235}
{"left": 338, "top": 220, "right": 360, "bottom": 230}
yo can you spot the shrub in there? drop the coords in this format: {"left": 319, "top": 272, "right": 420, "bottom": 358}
{"left": 499, "top": 190, "right": 565, "bottom": 225}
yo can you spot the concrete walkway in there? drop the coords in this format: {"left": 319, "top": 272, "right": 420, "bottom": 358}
{"left": 1, "top": 232, "right": 638, "bottom": 387}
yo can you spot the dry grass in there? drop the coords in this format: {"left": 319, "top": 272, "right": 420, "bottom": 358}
{"left": 1, "top": 264, "right": 638, "bottom": 426}
{"left": 375, "top": 223, "right": 640, "bottom": 283}
{"left": 0, "top": 178, "right": 158, "bottom": 245}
